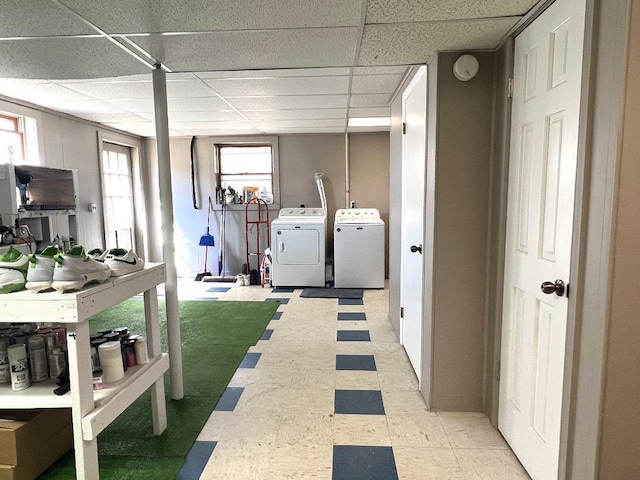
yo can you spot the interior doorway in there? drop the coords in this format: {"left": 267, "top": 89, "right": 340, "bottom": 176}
{"left": 498, "top": 0, "right": 586, "bottom": 478}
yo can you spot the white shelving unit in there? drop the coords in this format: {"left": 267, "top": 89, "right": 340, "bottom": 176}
{"left": 0, "top": 263, "right": 169, "bottom": 479}
{"left": 0, "top": 163, "right": 78, "bottom": 245}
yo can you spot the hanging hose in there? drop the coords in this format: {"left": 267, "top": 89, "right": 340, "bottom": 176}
{"left": 190, "top": 136, "right": 198, "bottom": 209}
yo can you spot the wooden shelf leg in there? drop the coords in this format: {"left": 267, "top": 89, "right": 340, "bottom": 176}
{"left": 144, "top": 286, "right": 168, "bottom": 435}
{"left": 67, "top": 322, "right": 100, "bottom": 479}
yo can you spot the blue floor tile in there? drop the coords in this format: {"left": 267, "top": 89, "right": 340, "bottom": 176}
{"left": 337, "top": 312, "right": 367, "bottom": 321}
{"left": 239, "top": 352, "right": 262, "bottom": 368}
{"left": 336, "top": 330, "right": 370, "bottom": 342}
{"left": 175, "top": 441, "right": 217, "bottom": 480}
{"left": 339, "top": 298, "right": 364, "bottom": 306}
{"left": 206, "top": 287, "right": 231, "bottom": 293}
{"left": 332, "top": 445, "right": 398, "bottom": 480}
{"left": 265, "top": 297, "right": 290, "bottom": 304}
{"left": 271, "top": 311, "right": 283, "bottom": 320}
{"left": 272, "top": 287, "right": 295, "bottom": 293}
{"left": 334, "top": 390, "right": 385, "bottom": 415}
{"left": 336, "top": 354, "right": 377, "bottom": 371}
{"left": 214, "top": 387, "right": 244, "bottom": 411}
{"left": 260, "top": 329, "right": 274, "bottom": 340}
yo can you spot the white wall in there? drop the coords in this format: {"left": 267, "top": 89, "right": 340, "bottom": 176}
{"left": 0, "top": 96, "right": 144, "bottom": 251}
{"left": 388, "top": 91, "right": 403, "bottom": 335}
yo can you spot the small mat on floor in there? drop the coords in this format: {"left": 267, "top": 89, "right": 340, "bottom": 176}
{"left": 300, "top": 287, "right": 364, "bottom": 299}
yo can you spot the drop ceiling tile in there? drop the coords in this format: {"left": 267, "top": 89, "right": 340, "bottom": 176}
{"left": 351, "top": 74, "right": 404, "bottom": 94}
{"left": 349, "top": 107, "right": 391, "bottom": 117}
{"left": 103, "top": 122, "right": 174, "bottom": 137}
{"left": 0, "top": 37, "right": 150, "bottom": 79}
{"left": 110, "top": 96, "right": 230, "bottom": 113}
{"left": 0, "top": 81, "right": 93, "bottom": 106}
{"left": 0, "top": 0, "right": 95, "bottom": 37}
{"left": 59, "top": 79, "right": 216, "bottom": 99}
{"left": 349, "top": 94, "right": 392, "bottom": 108}
{"left": 203, "top": 76, "right": 349, "bottom": 97}
{"left": 352, "top": 66, "right": 410, "bottom": 75}
{"left": 227, "top": 95, "right": 348, "bottom": 111}
{"left": 57, "top": 100, "right": 129, "bottom": 115}
{"left": 58, "top": 72, "right": 196, "bottom": 83}
{"left": 169, "top": 121, "right": 258, "bottom": 130}
{"left": 167, "top": 97, "right": 231, "bottom": 112}
{"left": 347, "top": 126, "right": 390, "bottom": 133}
{"left": 141, "top": 110, "right": 244, "bottom": 122}
{"left": 261, "top": 127, "right": 345, "bottom": 134}
{"left": 359, "top": 17, "right": 520, "bottom": 65}
{"left": 365, "top": 0, "right": 536, "bottom": 23}
{"left": 196, "top": 68, "right": 351, "bottom": 79}
{"left": 174, "top": 128, "right": 263, "bottom": 136}
{"left": 62, "top": 0, "right": 362, "bottom": 33}
{"left": 107, "top": 98, "right": 154, "bottom": 112}
{"left": 128, "top": 28, "right": 359, "bottom": 71}
{"left": 242, "top": 109, "right": 347, "bottom": 121}
{"left": 58, "top": 73, "right": 151, "bottom": 84}
{"left": 60, "top": 81, "right": 152, "bottom": 99}
{"left": 254, "top": 119, "right": 345, "bottom": 128}
{"left": 72, "top": 112, "right": 151, "bottom": 123}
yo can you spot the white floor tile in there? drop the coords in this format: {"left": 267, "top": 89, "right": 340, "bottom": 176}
{"left": 174, "top": 279, "right": 529, "bottom": 480}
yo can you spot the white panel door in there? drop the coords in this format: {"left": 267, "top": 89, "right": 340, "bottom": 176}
{"left": 499, "top": 0, "right": 585, "bottom": 479}
{"left": 400, "top": 66, "right": 427, "bottom": 381}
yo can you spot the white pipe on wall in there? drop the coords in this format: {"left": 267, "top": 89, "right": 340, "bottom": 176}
{"left": 345, "top": 132, "right": 350, "bottom": 208}
{"left": 152, "top": 65, "right": 183, "bottom": 400}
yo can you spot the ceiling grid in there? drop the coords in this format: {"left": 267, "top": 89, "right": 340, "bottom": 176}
{"left": 0, "top": 0, "right": 540, "bottom": 136}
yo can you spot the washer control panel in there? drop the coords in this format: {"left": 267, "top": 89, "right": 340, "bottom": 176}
{"left": 335, "top": 208, "right": 381, "bottom": 223}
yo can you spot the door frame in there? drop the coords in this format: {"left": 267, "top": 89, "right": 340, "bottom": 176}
{"left": 399, "top": 65, "right": 427, "bottom": 387}
{"left": 489, "top": 1, "right": 630, "bottom": 479}
{"left": 97, "top": 132, "right": 148, "bottom": 258}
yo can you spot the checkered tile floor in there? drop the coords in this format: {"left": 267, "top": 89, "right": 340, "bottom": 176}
{"left": 173, "top": 279, "right": 530, "bottom": 480}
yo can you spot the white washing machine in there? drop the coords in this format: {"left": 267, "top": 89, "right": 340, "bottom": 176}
{"left": 334, "top": 208, "right": 385, "bottom": 288}
{"left": 271, "top": 207, "right": 327, "bottom": 287}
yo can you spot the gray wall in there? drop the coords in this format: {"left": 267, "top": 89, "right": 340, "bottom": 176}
{"left": 349, "top": 132, "right": 390, "bottom": 276}
{"left": 430, "top": 51, "right": 494, "bottom": 411}
{"left": 388, "top": 53, "right": 496, "bottom": 412}
{"left": 598, "top": 2, "right": 640, "bottom": 476}
{"left": 145, "top": 133, "right": 389, "bottom": 278}
{"left": 485, "top": 40, "right": 513, "bottom": 423}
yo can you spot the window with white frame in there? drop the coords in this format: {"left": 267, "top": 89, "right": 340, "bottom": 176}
{"left": 214, "top": 138, "right": 279, "bottom": 205}
{"left": 0, "top": 112, "right": 39, "bottom": 165}
{"left": 101, "top": 143, "right": 135, "bottom": 250}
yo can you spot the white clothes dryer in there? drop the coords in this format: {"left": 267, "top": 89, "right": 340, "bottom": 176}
{"left": 334, "top": 208, "right": 385, "bottom": 288}
{"left": 271, "top": 208, "right": 327, "bottom": 287}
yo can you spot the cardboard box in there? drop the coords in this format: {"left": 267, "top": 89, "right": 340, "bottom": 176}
{"left": 0, "top": 409, "right": 72, "bottom": 480}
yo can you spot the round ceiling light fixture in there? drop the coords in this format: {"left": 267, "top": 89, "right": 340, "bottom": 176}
{"left": 453, "top": 54, "right": 479, "bottom": 81}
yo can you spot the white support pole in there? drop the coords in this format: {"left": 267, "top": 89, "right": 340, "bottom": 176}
{"left": 345, "top": 132, "right": 350, "bottom": 208}
{"left": 152, "top": 65, "right": 183, "bottom": 400}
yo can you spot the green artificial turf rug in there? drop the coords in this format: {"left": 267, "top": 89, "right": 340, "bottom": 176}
{"left": 40, "top": 299, "right": 279, "bottom": 480}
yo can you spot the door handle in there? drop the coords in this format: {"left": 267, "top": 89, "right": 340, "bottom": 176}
{"left": 540, "top": 279, "right": 565, "bottom": 297}
{"left": 410, "top": 244, "right": 422, "bottom": 254}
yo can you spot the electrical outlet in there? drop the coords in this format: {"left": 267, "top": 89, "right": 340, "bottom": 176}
{"left": 89, "top": 203, "right": 97, "bottom": 213}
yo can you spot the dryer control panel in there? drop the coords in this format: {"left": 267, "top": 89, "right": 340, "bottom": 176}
{"left": 278, "top": 208, "right": 325, "bottom": 218}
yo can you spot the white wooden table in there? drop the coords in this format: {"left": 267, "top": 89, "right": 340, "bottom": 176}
{"left": 0, "top": 263, "right": 169, "bottom": 479}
